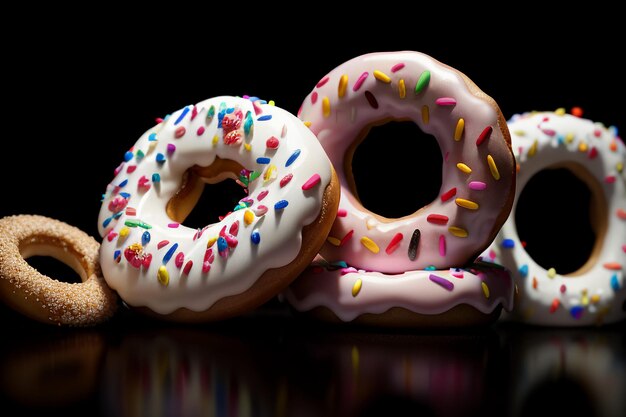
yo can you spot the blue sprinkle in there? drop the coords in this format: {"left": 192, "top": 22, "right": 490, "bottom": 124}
{"left": 113, "top": 250, "right": 121, "bottom": 261}
{"left": 518, "top": 264, "right": 529, "bottom": 278}
{"left": 119, "top": 192, "right": 131, "bottom": 198}
{"left": 124, "top": 151, "right": 134, "bottom": 162}
{"left": 163, "top": 114, "right": 171, "bottom": 122}
{"left": 502, "top": 239, "right": 515, "bottom": 249}
{"left": 142, "top": 231, "right": 151, "bottom": 246}
{"left": 285, "top": 149, "right": 301, "bottom": 167}
{"left": 425, "top": 265, "right": 436, "bottom": 271}
{"left": 217, "top": 102, "right": 227, "bottom": 128}
{"left": 248, "top": 96, "right": 260, "bottom": 102}
{"left": 113, "top": 211, "right": 123, "bottom": 220}
{"left": 257, "top": 115, "right": 272, "bottom": 121}
{"left": 226, "top": 107, "right": 235, "bottom": 114}
{"left": 256, "top": 157, "right": 271, "bottom": 164}
{"left": 156, "top": 153, "right": 166, "bottom": 163}
{"left": 174, "top": 106, "right": 190, "bottom": 125}
{"left": 244, "top": 112, "right": 253, "bottom": 136}
{"left": 217, "top": 236, "right": 228, "bottom": 253}
{"left": 611, "top": 274, "right": 620, "bottom": 291}
{"left": 148, "top": 133, "right": 157, "bottom": 141}
{"left": 118, "top": 179, "right": 128, "bottom": 188}
{"left": 570, "top": 305, "right": 584, "bottom": 319}
{"left": 152, "top": 173, "right": 161, "bottom": 182}
{"left": 162, "top": 243, "right": 178, "bottom": 265}
{"left": 103, "top": 217, "right": 112, "bottom": 228}
{"left": 274, "top": 200, "right": 289, "bottom": 210}
{"left": 251, "top": 230, "right": 261, "bottom": 245}
{"left": 331, "top": 261, "right": 348, "bottom": 268}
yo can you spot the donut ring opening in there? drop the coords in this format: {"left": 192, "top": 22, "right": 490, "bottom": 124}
{"left": 513, "top": 161, "right": 607, "bottom": 277}
{"left": 346, "top": 118, "right": 443, "bottom": 221}
{"left": 0, "top": 215, "right": 118, "bottom": 326}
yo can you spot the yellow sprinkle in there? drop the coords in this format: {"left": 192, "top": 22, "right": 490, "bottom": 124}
{"left": 243, "top": 143, "right": 251, "bottom": 151}
{"left": 454, "top": 118, "right": 465, "bottom": 141}
{"left": 322, "top": 97, "right": 331, "bottom": 118}
{"left": 212, "top": 135, "right": 219, "bottom": 145}
{"left": 303, "top": 121, "right": 312, "bottom": 128}
{"left": 360, "top": 236, "right": 380, "bottom": 253}
{"left": 448, "top": 226, "right": 468, "bottom": 238}
{"left": 338, "top": 74, "right": 348, "bottom": 98}
{"left": 547, "top": 267, "right": 556, "bottom": 278}
{"left": 207, "top": 236, "right": 217, "bottom": 248}
{"left": 157, "top": 266, "right": 169, "bottom": 286}
{"left": 487, "top": 154, "right": 500, "bottom": 180}
{"left": 565, "top": 133, "right": 575, "bottom": 143}
{"left": 456, "top": 163, "right": 472, "bottom": 174}
{"left": 528, "top": 139, "right": 538, "bottom": 157}
{"left": 591, "top": 294, "right": 601, "bottom": 304}
{"left": 147, "top": 141, "right": 158, "bottom": 154}
{"left": 422, "top": 105, "right": 429, "bottom": 124}
{"left": 373, "top": 70, "right": 391, "bottom": 83}
{"left": 327, "top": 236, "right": 341, "bottom": 246}
{"left": 244, "top": 209, "right": 254, "bottom": 226}
{"left": 481, "top": 282, "right": 490, "bottom": 299}
{"left": 129, "top": 242, "right": 142, "bottom": 252}
{"left": 616, "top": 162, "right": 623, "bottom": 172}
{"left": 514, "top": 130, "right": 526, "bottom": 136}
{"left": 455, "top": 198, "right": 479, "bottom": 210}
{"left": 582, "top": 292, "right": 589, "bottom": 306}
{"left": 268, "top": 100, "right": 275, "bottom": 106}
{"left": 352, "top": 279, "right": 363, "bottom": 297}
{"left": 578, "top": 141, "right": 588, "bottom": 152}
{"left": 264, "top": 164, "right": 276, "bottom": 182}
{"left": 398, "top": 79, "right": 406, "bottom": 99}
{"left": 119, "top": 226, "right": 130, "bottom": 242}
{"left": 555, "top": 107, "right": 566, "bottom": 115}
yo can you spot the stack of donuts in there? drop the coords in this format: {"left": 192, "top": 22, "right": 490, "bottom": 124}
{"left": 0, "top": 51, "right": 623, "bottom": 327}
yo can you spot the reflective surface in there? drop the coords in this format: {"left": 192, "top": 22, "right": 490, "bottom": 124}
{"left": 1, "top": 302, "right": 624, "bottom": 417}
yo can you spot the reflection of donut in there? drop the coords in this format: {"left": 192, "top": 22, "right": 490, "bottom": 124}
{"left": 97, "top": 96, "right": 339, "bottom": 322}
{"left": 0, "top": 330, "right": 105, "bottom": 408}
{"left": 283, "top": 257, "right": 514, "bottom": 327}
{"left": 0, "top": 215, "right": 118, "bottom": 326}
{"left": 298, "top": 51, "right": 516, "bottom": 272}
{"left": 483, "top": 111, "right": 626, "bottom": 326}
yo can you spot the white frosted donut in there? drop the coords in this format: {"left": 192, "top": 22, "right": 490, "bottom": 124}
{"left": 283, "top": 258, "right": 514, "bottom": 327}
{"left": 483, "top": 110, "right": 626, "bottom": 326}
{"left": 98, "top": 96, "right": 339, "bottom": 322}
{"left": 298, "top": 51, "right": 516, "bottom": 273}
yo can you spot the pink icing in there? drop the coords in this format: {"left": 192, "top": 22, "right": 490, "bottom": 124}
{"left": 298, "top": 51, "right": 515, "bottom": 273}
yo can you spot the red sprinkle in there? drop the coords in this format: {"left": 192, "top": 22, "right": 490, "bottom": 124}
{"left": 311, "top": 91, "right": 318, "bottom": 104}
{"left": 593, "top": 129, "right": 602, "bottom": 138}
{"left": 353, "top": 72, "right": 369, "bottom": 91}
{"left": 337, "top": 209, "right": 347, "bottom": 217}
{"left": 125, "top": 207, "right": 137, "bottom": 216}
{"left": 157, "top": 240, "right": 169, "bottom": 250}
{"left": 127, "top": 165, "right": 137, "bottom": 173}
{"left": 302, "top": 174, "right": 321, "bottom": 190}
{"left": 175, "top": 252, "right": 184, "bottom": 268}
{"left": 440, "top": 187, "right": 457, "bottom": 202}
{"left": 168, "top": 223, "right": 180, "bottom": 228}
{"left": 175, "top": 126, "right": 186, "bottom": 138}
{"left": 617, "top": 209, "right": 626, "bottom": 220}
{"left": 316, "top": 76, "right": 330, "bottom": 88}
{"left": 390, "top": 63, "right": 405, "bottom": 73}
{"left": 257, "top": 190, "right": 269, "bottom": 201}
{"left": 427, "top": 214, "right": 449, "bottom": 225}
{"left": 280, "top": 174, "right": 293, "bottom": 188}
{"left": 266, "top": 136, "right": 280, "bottom": 149}
{"left": 385, "top": 233, "right": 403, "bottom": 254}
{"left": 197, "top": 126, "right": 205, "bottom": 135}
{"left": 603, "top": 262, "right": 622, "bottom": 270}
{"left": 364, "top": 91, "right": 378, "bottom": 109}
{"left": 571, "top": 107, "right": 584, "bottom": 117}
{"left": 182, "top": 260, "right": 193, "bottom": 275}
{"left": 435, "top": 97, "right": 456, "bottom": 106}
{"left": 476, "top": 126, "right": 493, "bottom": 146}
{"left": 340, "top": 230, "right": 354, "bottom": 246}
{"left": 191, "top": 106, "right": 198, "bottom": 120}
{"left": 550, "top": 298, "right": 560, "bottom": 313}
{"left": 588, "top": 147, "right": 598, "bottom": 159}
{"left": 606, "top": 176, "right": 616, "bottom": 184}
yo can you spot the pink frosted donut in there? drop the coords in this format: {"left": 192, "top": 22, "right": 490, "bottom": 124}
{"left": 298, "top": 51, "right": 516, "bottom": 273}
{"left": 283, "top": 258, "right": 514, "bottom": 327}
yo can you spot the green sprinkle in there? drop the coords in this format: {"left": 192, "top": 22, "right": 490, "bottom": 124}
{"left": 414, "top": 70, "right": 431, "bottom": 94}
{"left": 124, "top": 219, "right": 152, "bottom": 229}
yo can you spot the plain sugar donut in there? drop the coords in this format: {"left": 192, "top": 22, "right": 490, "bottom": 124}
{"left": 98, "top": 96, "right": 339, "bottom": 322}
{"left": 283, "top": 257, "right": 514, "bottom": 327}
{"left": 482, "top": 110, "right": 626, "bottom": 326}
{"left": 298, "top": 51, "right": 516, "bottom": 273}
{"left": 0, "top": 215, "right": 118, "bottom": 326}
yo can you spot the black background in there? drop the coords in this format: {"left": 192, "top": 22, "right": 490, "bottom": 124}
{"left": 1, "top": 8, "right": 625, "bottom": 417}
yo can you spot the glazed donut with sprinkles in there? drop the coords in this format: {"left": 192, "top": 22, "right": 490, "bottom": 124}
{"left": 483, "top": 110, "right": 626, "bottom": 326}
{"left": 298, "top": 51, "right": 516, "bottom": 273}
{"left": 98, "top": 96, "right": 339, "bottom": 322}
{"left": 286, "top": 51, "right": 515, "bottom": 326}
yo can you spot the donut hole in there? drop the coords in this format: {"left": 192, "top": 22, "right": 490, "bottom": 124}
{"left": 181, "top": 179, "right": 247, "bottom": 229}
{"left": 19, "top": 241, "right": 87, "bottom": 284}
{"left": 514, "top": 165, "right": 606, "bottom": 276}
{"left": 350, "top": 121, "right": 442, "bottom": 219}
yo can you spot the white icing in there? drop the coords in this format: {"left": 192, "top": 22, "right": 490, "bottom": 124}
{"left": 97, "top": 96, "right": 332, "bottom": 314}
{"left": 298, "top": 51, "right": 515, "bottom": 273}
{"left": 483, "top": 111, "right": 626, "bottom": 326}
{"left": 283, "top": 259, "right": 514, "bottom": 320}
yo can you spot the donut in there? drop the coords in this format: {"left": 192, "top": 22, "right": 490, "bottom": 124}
{"left": 283, "top": 257, "right": 514, "bottom": 327}
{"left": 482, "top": 110, "right": 626, "bottom": 326}
{"left": 0, "top": 214, "right": 118, "bottom": 326}
{"left": 98, "top": 96, "right": 339, "bottom": 322}
{"left": 298, "top": 51, "right": 516, "bottom": 273}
